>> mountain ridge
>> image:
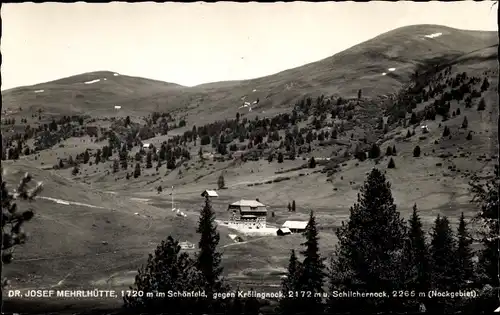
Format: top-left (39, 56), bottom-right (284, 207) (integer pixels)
top-left (3, 24), bottom-right (496, 94)
top-left (2, 24), bottom-right (497, 120)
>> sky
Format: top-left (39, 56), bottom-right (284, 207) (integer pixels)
top-left (1, 1), bottom-right (498, 91)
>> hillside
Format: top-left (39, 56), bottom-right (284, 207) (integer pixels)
top-left (1, 23), bottom-right (498, 313)
top-left (2, 25), bottom-right (497, 123)
top-left (1, 160), bottom-right (240, 291)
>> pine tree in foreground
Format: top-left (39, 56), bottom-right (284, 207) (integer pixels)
top-left (123, 236), bottom-right (203, 313)
top-left (279, 250), bottom-right (302, 315)
top-left (1, 171), bottom-right (43, 299)
top-left (456, 212), bottom-right (474, 286)
top-left (401, 203), bottom-right (431, 311)
top-left (296, 211), bottom-right (325, 314)
top-left (328, 168), bottom-right (408, 314)
top-left (430, 215), bottom-right (458, 290)
top-left (466, 177), bottom-right (499, 313)
top-left (196, 196), bottom-right (227, 313)
top-left (470, 178), bottom-right (499, 287)
top-left (428, 215), bottom-right (458, 313)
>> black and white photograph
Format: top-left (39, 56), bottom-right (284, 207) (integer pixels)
top-left (1, 2), bottom-right (499, 314)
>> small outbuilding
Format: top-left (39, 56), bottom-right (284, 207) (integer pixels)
top-left (201, 189), bottom-right (219, 198)
top-left (282, 221), bottom-right (308, 233)
top-left (276, 227), bottom-right (291, 236)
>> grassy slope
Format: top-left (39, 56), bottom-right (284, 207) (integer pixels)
top-left (2, 161), bottom-right (238, 291)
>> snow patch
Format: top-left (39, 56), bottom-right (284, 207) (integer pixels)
top-left (84, 79), bottom-right (101, 85)
top-left (113, 73), bottom-right (119, 76)
top-left (252, 89), bottom-right (257, 92)
top-left (34, 89), bottom-right (44, 93)
top-left (38, 196), bottom-right (104, 209)
top-left (382, 73), bottom-right (387, 76)
top-left (424, 32), bottom-right (443, 39)
top-left (103, 78), bottom-right (107, 81)
top-left (388, 68), bottom-right (396, 72)
top-left (114, 105), bottom-right (121, 110)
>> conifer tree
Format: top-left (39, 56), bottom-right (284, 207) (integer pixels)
top-left (430, 215), bottom-right (458, 291)
top-left (297, 211), bottom-right (325, 314)
top-left (477, 98), bottom-right (486, 111)
top-left (368, 143), bottom-right (381, 159)
top-left (392, 145), bottom-right (397, 155)
top-left (461, 116), bottom-right (468, 129)
top-left (466, 131), bottom-right (472, 140)
top-left (388, 157), bottom-right (396, 168)
top-left (196, 196), bottom-right (226, 313)
top-left (167, 152), bottom-right (176, 170)
top-left (133, 163), bottom-right (141, 178)
top-left (308, 157), bottom-right (316, 168)
top-left (123, 236), bottom-right (203, 313)
top-left (468, 178), bottom-right (499, 312)
top-left (413, 145), bottom-right (421, 158)
top-left (456, 212), bottom-right (474, 286)
top-left (385, 146), bottom-right (393, 156)
top-left (287, 202), bottom-right (292, 212)
top-left (480, 77), bottom-right (490, 91)
top-left (83, 150), bottom-right (90, 164)
top-left (1, 172), bottom-right (43, 297)
top-left (442, 126), bottom-right (450, 137)
top-left (277, 152), bottom-right (284, 163)
top-left (401, 204), bottom-right (430, 309)
top-left (410, 112), bottom-right (418, 125)
top-left (218, 173), bottom-right (225, 189)
top-left (119, 147), bottom-right (128, 170)
top-left (291, 200), bottom-right (296, 212)
top-left (470, 178), bottom-right (499, 285)
top-left (242, 288), bottom-right (260, 315)
top-left (146, 151), bottom-right (152, 169)
top-left (112, 160), bottom-right (119, 173)
top-left (231, 286), bottom-right (244, 314)
top-left (95, 149), bottom-right (101, 164)
top-left (429, 215), bottom-right (458, 313)
top-left (328, 169), bottom-right (407, 313)
top-left (279, 250), bottom-right (302, 315)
